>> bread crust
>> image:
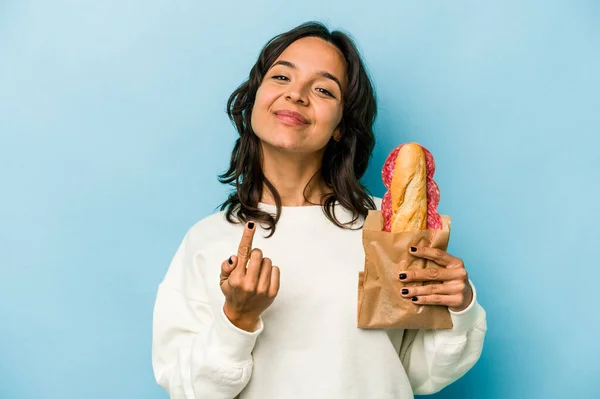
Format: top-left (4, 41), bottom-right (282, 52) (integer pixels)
top-left (390, 143), bottom-right (427, 232)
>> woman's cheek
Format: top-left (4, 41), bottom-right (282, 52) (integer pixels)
top-left (252, 89), bottom-right (270, 122)
top-left (322, 106), bottom-right (343, 130)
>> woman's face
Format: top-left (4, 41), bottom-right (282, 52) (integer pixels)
top-left (251, 36), bottom-right (347, 155)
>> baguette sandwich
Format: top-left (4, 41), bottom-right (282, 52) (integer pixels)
top-left (380, 142), bottom-right (443, 232)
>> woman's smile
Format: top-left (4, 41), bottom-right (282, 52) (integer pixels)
top-left (274, 110), bottom-right (310, 127)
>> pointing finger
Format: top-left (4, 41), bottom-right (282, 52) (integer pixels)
top-left (234, 221), bottom-right (256, 277)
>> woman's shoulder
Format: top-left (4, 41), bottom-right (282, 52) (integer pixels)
top-left (183, 195), bottom-right (381, 242)
top-left (185, 209), bottom-right (239, 243)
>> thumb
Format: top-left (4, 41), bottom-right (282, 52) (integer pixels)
top-left (221, 255), bottom-right (238, 277)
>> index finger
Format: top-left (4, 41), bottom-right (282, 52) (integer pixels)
top-left (235, 221), bottom-right (256, 275)
top-left (401, 267), bottom-right (466, 282)
top-left (408, 246), bottom-right (452, 267)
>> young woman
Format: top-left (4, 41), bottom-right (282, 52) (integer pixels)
top-left (152, 21), bottom-right (487, 399)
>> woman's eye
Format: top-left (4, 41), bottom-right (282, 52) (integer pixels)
top-left (272, 75), bottom-right (289, 81)
top-left (317, 88), bottom-right (335, 98)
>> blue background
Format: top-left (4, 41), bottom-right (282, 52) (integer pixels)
top-left (1, 0), bottom-right (598, 398)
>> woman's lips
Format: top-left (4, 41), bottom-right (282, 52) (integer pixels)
top-left (274, 112), bottom-right (308, 127)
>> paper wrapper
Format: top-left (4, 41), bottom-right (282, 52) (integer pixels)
top-left (357, 210), bottom-right (453, 329)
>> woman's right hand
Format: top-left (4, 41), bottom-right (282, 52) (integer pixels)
top-left (220, 221), bottom-right (280, 332)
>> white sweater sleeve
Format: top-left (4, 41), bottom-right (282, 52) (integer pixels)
top-left (152, 230), bottom-right (263, 399)
top-left (399, 280), bottom-right (487, 395)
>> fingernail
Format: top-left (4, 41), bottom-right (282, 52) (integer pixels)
top-left (228, 256), bottom-right (233, 265)
top-left (399, 273), bottom-right (407, 280)
top-left (401, 289), bottom-right (409, 295)
top-left (410, 246), bottom-right (417, 252)
top-left (248, 222), bottom-right (254, 229)
top-left (411, 296), bottom-right (418, 302)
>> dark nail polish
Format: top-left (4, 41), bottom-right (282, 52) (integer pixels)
top-left (401, 289), bottom-right (409, 295)
top-left (228, 257), bottom-right (233, 265)
top-left (399, 273), bottom-right (407, 280)
top-left (248, 222), bottom-right (254, 229)
top-left (411, 296), bottom-right (418, 302)
top-left (410, 246), bottom-right (417, 252)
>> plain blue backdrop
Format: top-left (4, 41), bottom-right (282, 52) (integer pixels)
top-left (1, 0), bottom-right (599, 398)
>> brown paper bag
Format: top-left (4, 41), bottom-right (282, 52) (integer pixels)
top-left (357, 210), bottom-right (453, 329)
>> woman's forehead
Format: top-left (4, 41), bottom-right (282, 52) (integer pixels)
top-left (272, 37), bottom-right (347, 84)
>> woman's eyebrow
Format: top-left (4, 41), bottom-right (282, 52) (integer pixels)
top-left (271, 60), bottom-right (343, 93)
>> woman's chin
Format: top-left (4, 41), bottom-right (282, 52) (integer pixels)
top-left (260, 135), bottom-right (302, 151)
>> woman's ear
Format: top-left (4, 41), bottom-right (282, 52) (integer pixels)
top-left (332, 127), bottom-right (342, 142)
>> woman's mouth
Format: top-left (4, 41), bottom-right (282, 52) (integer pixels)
top-left (274, 110), bottom-right (309, 127)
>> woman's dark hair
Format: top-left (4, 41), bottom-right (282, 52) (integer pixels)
top-left (216, 21), bottom-right (377, 237)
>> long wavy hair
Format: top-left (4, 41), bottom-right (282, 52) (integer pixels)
top-left (217, 21), bottom-right (378, 238)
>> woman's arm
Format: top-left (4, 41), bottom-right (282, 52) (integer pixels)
top-left (152, 230), bottom-right (261, 399)
top-left (399, 280), bottom-right (487, 394)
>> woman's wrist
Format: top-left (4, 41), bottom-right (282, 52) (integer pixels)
top-left (223, 302), bottom-right (259, 332)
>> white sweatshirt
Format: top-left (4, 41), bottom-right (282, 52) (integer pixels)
top-left (152, 196), bottom-right (487, 399)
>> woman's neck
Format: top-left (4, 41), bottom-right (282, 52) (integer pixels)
top-left (259, 146), bottom-right (332, 207)
top-left (259, 185), bottom-right (333, 207)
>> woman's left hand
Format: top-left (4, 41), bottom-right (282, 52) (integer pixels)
top-left (399, 246), bottom-right (473, 312)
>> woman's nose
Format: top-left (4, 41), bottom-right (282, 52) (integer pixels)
top-left (285, 83), bottom-right (309, 104)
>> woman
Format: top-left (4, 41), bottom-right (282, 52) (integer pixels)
top-left (152, 21), bottom-right (487, 399)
